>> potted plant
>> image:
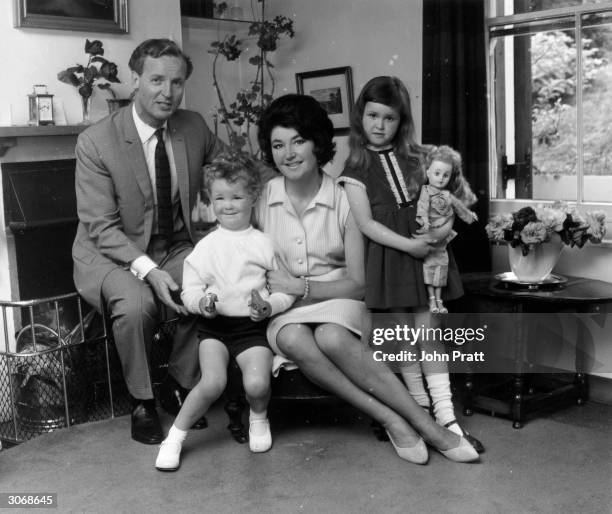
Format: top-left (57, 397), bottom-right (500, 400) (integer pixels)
top-left (57, 39), bottom-right (122, 123)
top-left (191, 2), bottom-right (295, 235)
top-left (208, 2), bottom-right (295, 155)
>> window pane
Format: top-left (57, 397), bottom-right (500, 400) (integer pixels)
top-left (490, 22), bottom-right (578, 200)
top-left (532, 29), bottom-right (578, 200)
top-left (581, 11), bottom-right (612, 202)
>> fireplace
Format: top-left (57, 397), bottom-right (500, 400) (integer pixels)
top-left (2, 159), bottom-right (78, 302)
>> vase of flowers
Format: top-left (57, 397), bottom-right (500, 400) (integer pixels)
top-left (57, 39), bottom-right (120, 124)
top-left (506, 232), bottom-right (564, 281)
top-left (485, 201), bottom-right (607, 282)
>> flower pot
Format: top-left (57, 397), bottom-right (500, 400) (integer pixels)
top-left (106, 98), bottom-right (131, 114)
top-left (507, 233), bottom-right (564, 282)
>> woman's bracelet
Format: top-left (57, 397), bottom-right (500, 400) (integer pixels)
top-left (300, 276), bottom-right (310, 300)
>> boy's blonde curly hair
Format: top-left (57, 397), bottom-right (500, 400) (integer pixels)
top-left (203, 151), bottom-right (262, 199)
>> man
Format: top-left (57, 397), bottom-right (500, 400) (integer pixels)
top-left (73, 39), bottom-right (223, 444)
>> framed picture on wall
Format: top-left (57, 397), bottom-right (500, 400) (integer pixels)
top-left (13, 0), bottom-right (129, 34)
top-left (296, 66), bottom-right (354, 135)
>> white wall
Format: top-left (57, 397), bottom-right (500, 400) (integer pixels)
top-left (0, 0), bottom-right (183, 126)
top-left (0, 0), bottom-right (183, 352)
top-left (183, 0), bottom-right (423, 177)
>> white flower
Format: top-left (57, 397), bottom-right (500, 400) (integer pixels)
top-left (535, 206), bottom-right (566, 233)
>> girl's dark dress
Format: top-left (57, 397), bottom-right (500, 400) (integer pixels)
top-left (339, 148), bottom-right (463, 309)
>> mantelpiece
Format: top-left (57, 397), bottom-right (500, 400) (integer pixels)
top-left (0, 125), bottom-right (86, 157)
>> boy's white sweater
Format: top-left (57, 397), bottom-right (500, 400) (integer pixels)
top-left (181, 225), bottom-right (294, 317)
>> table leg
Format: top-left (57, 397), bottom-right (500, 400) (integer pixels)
top-left (512, 374), bottom-right (524, 429)
top-left (512, 306), bottom-right (525, 429)
top-left (574, 310), bottom-right (589, 405)
top-left (463, 372), bottom-right (475, 416)
top-left (574, 372), bottom-right (588, 405)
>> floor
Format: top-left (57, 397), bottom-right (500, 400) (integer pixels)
top-left (1, 400), bottom-right (611, 514)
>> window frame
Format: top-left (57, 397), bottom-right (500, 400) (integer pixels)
top-left (485, 1), bottom-right (612, 243)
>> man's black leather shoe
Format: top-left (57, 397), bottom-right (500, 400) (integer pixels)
top-left (131, 401), bottom-right (164, 445)
top-left (158, 375), bottom-right (208, 430)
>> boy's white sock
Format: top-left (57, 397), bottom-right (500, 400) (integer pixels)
top-left (426, 373), bottom-right (463, 435)
top-left (166, 424), bottom-right (188, 445)
top-left (401, 369), bottom-right (431, 408)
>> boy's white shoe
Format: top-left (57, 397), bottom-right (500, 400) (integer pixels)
top-left (249, 419), bottom-right (272, 453)
top-left (155, 439), bottom-right (182, 471)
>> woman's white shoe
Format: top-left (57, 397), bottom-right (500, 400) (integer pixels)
top-left (249, 419), bottom-right (272, 453)
top-left (155, 439), bottom-right (182, 471)
top-left (386, 430), bottom-right (429, 465)
top-left (438, 437), bottom-right (479, 463)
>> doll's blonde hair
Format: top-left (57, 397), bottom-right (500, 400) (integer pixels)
top-left (425, 145), bottom-right (477, 207)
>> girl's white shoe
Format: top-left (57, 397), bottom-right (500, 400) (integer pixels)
top-left (155, 439), bottom-right (182, 471)
top-left (249, 419), bottom-right (272, 453)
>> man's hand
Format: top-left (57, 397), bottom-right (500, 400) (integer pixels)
top-left (249, 289), bottom-right (271, 321)
top-left (145, 268), bottom-right (188, 316)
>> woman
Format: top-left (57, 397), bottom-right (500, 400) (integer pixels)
top-left (256, 94), bottom-right (478, 464)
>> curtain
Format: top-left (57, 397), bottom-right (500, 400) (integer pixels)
top-left (422, 0), bottom-right (491, 272)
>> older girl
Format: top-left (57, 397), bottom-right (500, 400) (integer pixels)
top-left (339, 76), bottom-right (483, 453)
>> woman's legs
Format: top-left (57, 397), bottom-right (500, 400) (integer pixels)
top-left (312, 323), bottom-right (461, 451)
top-left (277, 323), bottom-right (422, 448)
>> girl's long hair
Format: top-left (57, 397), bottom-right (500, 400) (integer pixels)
top-left (346, 76), bottom-right (427, 196)
top-left (425, 145), bottom-right (477, 207)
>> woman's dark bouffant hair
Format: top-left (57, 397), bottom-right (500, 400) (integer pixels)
top-left (257, 94), bottom-right (336, 167)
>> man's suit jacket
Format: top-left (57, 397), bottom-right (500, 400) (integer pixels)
top-left (73, 105), bottom-right (223, 309)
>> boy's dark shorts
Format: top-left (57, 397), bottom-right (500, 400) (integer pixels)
top-left (196, 315), bottom-right (270, 358)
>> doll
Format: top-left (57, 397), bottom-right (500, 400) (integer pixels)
top-left (416, 145), bottom-right (478, 314)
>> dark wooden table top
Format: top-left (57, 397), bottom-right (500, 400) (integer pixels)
top-left (461, 272), bottom-right (612, 304)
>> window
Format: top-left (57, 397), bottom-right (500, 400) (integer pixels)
top-left (487, 0), bottom-right (612, 236)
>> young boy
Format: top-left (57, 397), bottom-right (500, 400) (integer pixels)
top-left (155, 152), bottom-right (293, 471)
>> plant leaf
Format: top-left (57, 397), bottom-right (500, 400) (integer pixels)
top-left (57, 70), bottom-right (81, 87)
